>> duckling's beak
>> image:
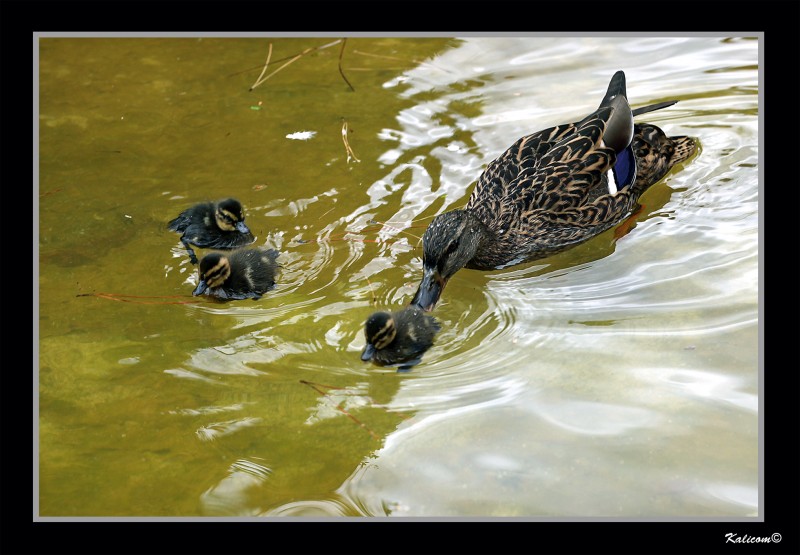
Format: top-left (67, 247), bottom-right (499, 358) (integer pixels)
top-left (410, 267), bottom-right (447, 312)
top-left (192, 280), bottom-right (208, 296)
top-left (235, 221), bottom-right (251, 234)
top-left (361, 344), bottom-right (376, 361)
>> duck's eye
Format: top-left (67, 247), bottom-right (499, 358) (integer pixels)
top-left (438, 239), bottom-right (460, 273)
top-left (444, 238), bottom-right (460, 258)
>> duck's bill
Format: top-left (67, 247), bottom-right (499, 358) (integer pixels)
top-left (360, 344), bottom-right (376, 361)
top-left (192, 280), bottom-right (208, 296)
top-left (235, 221), bottom-right (251, 234)
top-left (410, 267), bottom-right (446, 312)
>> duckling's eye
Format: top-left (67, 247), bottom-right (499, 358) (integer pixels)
top-left (373, 324), bottom-right (396, 349)
top-left (216, 208), bottom-right (241, 227)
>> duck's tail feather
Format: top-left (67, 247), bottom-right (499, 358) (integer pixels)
top-left (597, 71), bottom-right (633, 154)
top-left (632, 100), bottom-right (678, 117)
top-left (600, 70), bottom-right (628, 105)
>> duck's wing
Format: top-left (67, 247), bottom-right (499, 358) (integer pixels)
top-left (167, 202), bottom-right (213, 233)
top-left (482, 104), bottom-right (627, 238)
top-left (466, 122), bottom-right (578, 224)
top-left (167, 210), bottom-right (192, 232)
top-left (509, 122), bottom-right (696, 256)
top-left (475, 72), bottom-right (689, 239)
top-left (503, 118), bottom-right (619, 232)
top-left (466, 71), bottom-right (634, 226)
top-left (193, 228), bottom-right (256, 249)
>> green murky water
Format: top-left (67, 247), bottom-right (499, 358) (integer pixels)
top-left (37, 36), bottom-right (759, 518)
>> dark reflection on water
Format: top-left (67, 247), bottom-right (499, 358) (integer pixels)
top-left (38, 35), bottom-right (758, 518)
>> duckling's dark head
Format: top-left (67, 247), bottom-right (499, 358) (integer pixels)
top-left (411, 209), bottom-right (485, 311)
top-left (192, 253), bottom-right (232, 296)
top-left (360, 311), bottom-right (397, 361)
top-left (215, 198), bottom-right (250, 234)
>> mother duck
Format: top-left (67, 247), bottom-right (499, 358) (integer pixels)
top-left (410, 70), bottom-right (697, 311)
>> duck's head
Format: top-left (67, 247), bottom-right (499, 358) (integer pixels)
top-left (633, 123), bottom-right (697, 187)
top-left (215, 198), bottom-right (251, 234)
top-left (410, 209), bottom-right (485, 311)
top-left (361, 311), bottom-right (397, 361)
top-left (192, 253), bottom-right (231, 296)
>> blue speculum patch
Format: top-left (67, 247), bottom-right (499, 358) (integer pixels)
top-left (612, 145), bottom-right (637, 189)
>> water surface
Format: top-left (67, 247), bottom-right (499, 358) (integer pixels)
top-left (37, 35), bottom-right (759, 518)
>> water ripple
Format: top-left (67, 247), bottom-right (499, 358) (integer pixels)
top-left (155, 37), bottom-right (759, 517)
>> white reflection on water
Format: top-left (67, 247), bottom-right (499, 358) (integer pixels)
top-left (147, 36), bottom-right (757, 518)
top-left (195, 417), bottom-right (263, 442)
top-left (304, 382), bottom-right (372, 426)
top-left (635, 367), bottom-right (758, 413)
top-left (382, 375), bottom-right (527, 442)
top-left (530, 399), bottom-right (660, 436)
top-left (264, 498), bottom-right (354, 517)
top-left (704, 483), bottom-right (758, 513)
top-left (329, 36), bottom-right (759, 517)
top-left (201, 458), bottom-right (273, 516)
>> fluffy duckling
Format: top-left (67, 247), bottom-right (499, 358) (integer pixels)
top-left (361, 306), bottom-right (441, 369)
top-left (168, 198), bottom-right (255, 264)
top-left (192, 247), bottom-right (279, 300)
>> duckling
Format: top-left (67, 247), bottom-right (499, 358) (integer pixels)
top-left (168, 198), bottom-right (255, 264)
top-left (360, 306), bottom-right (441, 369)
top-left (192, 247), bottom-right (279, 300)
top-left (411, 70), bottom-right (697, 310)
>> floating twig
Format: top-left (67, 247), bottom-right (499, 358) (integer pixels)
top-left (249, 39), bottom-right (342, 91)
top-left (294, 220), bottom-right (427, 246)
top-left (338, 38), bottom-right (355, 92)
top-left (230, 40), bottom-right (342, 78)
top-left (367, 219), bottom-right (424, 242)
top-left (299, 379), bottom-right (347, 393)
top-left (250, 50), bottom-right (303, 91)
top-left (76, 292), bottom-right (198, 305)
top-left (366, 276), bottom-right (377, 306)
top-left (300, 380), bottom-right (379, 440)
top-left (249, 43), bottom-right (273, 91)
top-left (352, 49), bottom-right (453, 75)
top-left (351, 50), bottom-right (411, 62)
top-left (341, 119), bottom-right (360, 163)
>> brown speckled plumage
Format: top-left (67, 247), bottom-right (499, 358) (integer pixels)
top-left (411, 71), bottom-right (697, 310)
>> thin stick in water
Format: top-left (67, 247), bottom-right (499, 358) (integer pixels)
top-left (250, 39), bottom-right (342, 91)
top-left (341, 119), bottom-right (360, 163)
top-left (249, 43), bottom-right (273, 91)
top-left (299, 380), bottom-right (379, 440)
top-left (338, 38), bottom-right (355, 92)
